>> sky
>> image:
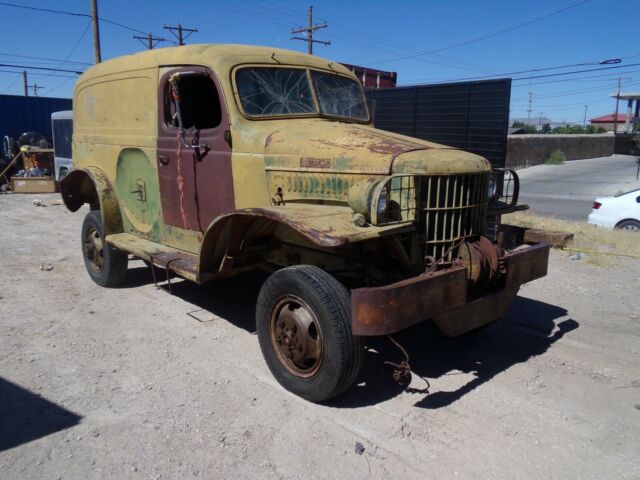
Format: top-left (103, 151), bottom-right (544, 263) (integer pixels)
top-left (0, 0), bottom-right (638, 125)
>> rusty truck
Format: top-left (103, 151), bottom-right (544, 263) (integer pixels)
top-left (60, 45), bottom-right (549, 402)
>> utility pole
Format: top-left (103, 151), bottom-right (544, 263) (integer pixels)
top-left (527, 91), bottom-right (533, 123)
top-left (583, 105), bottom-right (588, 127)
top-left (29, 84), bottom-right (43, 97)
top-left (613, 77), bottom-right (622, 134)
top-left (22, 70), bottom-right (28, 96)
top-left (133, 33), bottom-right (167, 50)
top-left (90, 0), bottom-right (102, 63)
top-left (538, 112), bottom-right (544, 130)
top-left (290, 5), bottom-right (330, 55)
top-left (163, 24), bottom-right (197, 46)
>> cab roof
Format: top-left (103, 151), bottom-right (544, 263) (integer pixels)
top-left (77, 44), bottom-right (355, 82)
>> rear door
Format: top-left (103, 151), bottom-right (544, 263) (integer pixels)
top-left (157, 66), bottom-right (234, 232)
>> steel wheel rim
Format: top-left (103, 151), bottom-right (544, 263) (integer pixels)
top-left (622, 224), bottom-right (639, 232)
top-left (270, 295), bottom-right (323, 378)
top-left (83, 226), bottom-right (104, 273)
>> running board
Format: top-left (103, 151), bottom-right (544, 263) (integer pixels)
top-left (106, 233), bottom-right (199, 283)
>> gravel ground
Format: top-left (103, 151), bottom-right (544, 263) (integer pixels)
top-left (1, 192), bottom-right (639, 480)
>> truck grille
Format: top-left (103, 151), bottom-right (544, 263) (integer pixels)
top-left (418, 173), bottom-right (489, 262)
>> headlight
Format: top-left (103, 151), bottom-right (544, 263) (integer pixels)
top-left (348, 175), bottom-right (417, 226)
top-left (376, 188), bottom-right (388, 217)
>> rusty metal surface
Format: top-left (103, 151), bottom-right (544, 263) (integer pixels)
top-left (351, 241), bottom-right (550, 337)
top-left (60, 167), bottom-right (123, 236)
top-left (504, 241), bottom-right (550, 287)
top-left (106, 232), bottom-right (199, 282)
top-left (351, 266), bottom-right (468, 336)
top-left (432, 288), bottom-right (519, 337)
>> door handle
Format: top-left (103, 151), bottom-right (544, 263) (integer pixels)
top-left (158, 155), bottom-right (169, 166)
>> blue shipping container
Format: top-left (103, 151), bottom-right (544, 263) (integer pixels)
top-left (0, 94), bottom-right (72, 144)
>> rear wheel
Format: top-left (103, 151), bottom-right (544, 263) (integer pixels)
top-left (81, 211), bottom-right (128, 287)
top-left (256, 265), bottom-right (363, 402)
top-left (615, 219), bottom-right (640, 232)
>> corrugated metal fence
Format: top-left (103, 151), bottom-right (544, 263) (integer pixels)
top-left (366, 78), bottom-right (511, 168)
top-left (0, 94), bottom-right (72, 142)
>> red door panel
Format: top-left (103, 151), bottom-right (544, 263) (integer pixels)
top-left (157, 66), bottom-right (235, 232)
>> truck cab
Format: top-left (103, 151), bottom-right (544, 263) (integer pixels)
top-left (60, 44), bottom-right (549, 402)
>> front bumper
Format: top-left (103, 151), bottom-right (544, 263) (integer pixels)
top-left (351, 242), bottom-right (550, 337)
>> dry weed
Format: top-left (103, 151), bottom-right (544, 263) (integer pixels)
top-left (503, 211), bottom-right (640, 267)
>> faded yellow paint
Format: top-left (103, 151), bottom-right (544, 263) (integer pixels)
top-left (230, 152), bottom-right (270, 209)
top-left (68, 43), bottom-right (493, 270)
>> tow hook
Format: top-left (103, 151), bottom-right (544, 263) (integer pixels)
top-left (384, 335), bottom-right (412, 385)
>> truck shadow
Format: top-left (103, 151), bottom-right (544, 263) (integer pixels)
top-left (0, 377), bottom-right (82, 452)
top-left (332, 296), bottom-right (578, 409)
top-left (121, 266), bottom-right (577, 409)
top-left (122, 265), bottom-right (264, 333)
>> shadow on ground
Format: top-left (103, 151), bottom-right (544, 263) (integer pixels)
top-left (119, 266), bottom-right (577, 409)
top-left (332, 296), bottom-right (577, 409)
top-left (0, 377), bottom-right (82, 452)
top-left (121, 264), bottom-right (266, 333)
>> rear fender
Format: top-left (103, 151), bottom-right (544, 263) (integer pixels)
top-left (60, 167), bottom-right (123, 236)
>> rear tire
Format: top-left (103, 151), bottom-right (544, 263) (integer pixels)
top-left (256, 265), bottom-right (363, 402)
top-left (615, 219), bottom-right (640, 232)
top-left (81, 211), bottom-right (128, 287)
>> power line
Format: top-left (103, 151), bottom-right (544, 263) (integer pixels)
top-left (406, 61), bottom-right (640, 87)
top-left (510, 62), bottom-right (640, 82)
top-left (511, 69), bottom-right (640, 88)
top-left (0, 1), bottom-right (148, 35)
top-left (41, 20), bottom-right (92, 82)
top-left (0, 69), bottom-right (76, 79)
top-left (0, 64), bottom-right (83, 74)
top-left (363, 0), bottom-right (592, 65)
top-left (0, 52), bottom-right (92, 66)
top-left (406, 57), bottom-right (623, 84)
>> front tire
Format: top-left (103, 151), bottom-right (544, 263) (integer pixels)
top-left (81, 211), bottom-right (128, 287)
top-left (256, 265), bottom-right (363, 402)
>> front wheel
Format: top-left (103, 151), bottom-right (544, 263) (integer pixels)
top-left (256, 265), bottom-right (363, 402)
top-left (81, 211), bottom-right (128, 287)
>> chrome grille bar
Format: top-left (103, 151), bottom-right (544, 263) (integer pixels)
top-left (418, 172), bottom-right (489, 262)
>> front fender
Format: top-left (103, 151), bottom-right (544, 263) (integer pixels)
top-left (60, 167), bottom-right (123, 236)
top-left (198, 204), bottom-right (414, 275)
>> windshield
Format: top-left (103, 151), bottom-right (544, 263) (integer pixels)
top-left (236, 67), bottom-right (369, 121)
top-left (311, 71), bottom-right (368, 120)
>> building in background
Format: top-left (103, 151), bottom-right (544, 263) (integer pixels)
top-left (590, 113), bottom-right (628, 132)
top-left (341, 63), bottom-right (397, 89)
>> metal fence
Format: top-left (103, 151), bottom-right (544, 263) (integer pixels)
top-left (366, 78), bottom-right (511, 169)
top-left (0, 94), bottom-right (72, 146)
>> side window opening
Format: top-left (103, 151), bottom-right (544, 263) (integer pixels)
top-left (165, 73), bottom-right (222, 130)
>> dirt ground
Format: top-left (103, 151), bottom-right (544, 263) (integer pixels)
top-left (1, 192), bottom-right (639, 480)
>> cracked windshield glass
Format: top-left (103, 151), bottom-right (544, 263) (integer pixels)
top-left (236, 67), bottom-right (368, 121)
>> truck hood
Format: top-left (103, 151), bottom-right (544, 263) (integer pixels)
top-left (260, 119), bottom-right (489, 175)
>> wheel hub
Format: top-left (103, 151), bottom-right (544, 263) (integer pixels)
top-left (83, 227), bottom-right (104, 272)
top-left (271, 296), bottom-right (323, 378)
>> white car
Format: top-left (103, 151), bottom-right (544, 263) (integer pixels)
top-left (588, 188), bottom-right (640, 231)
